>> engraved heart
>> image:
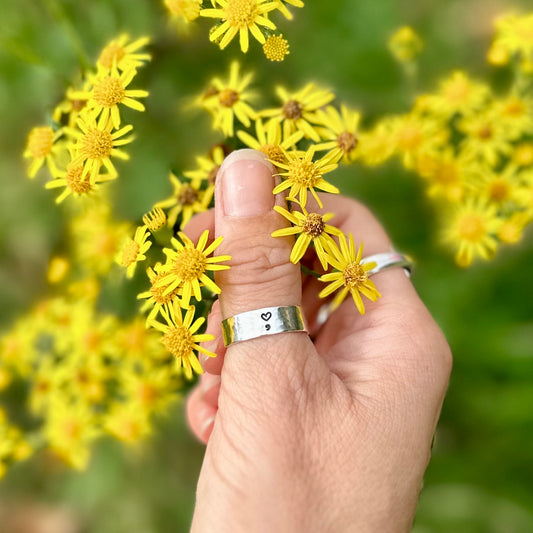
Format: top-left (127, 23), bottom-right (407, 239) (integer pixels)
top-left (265, 324), bottom-right (271, 331)
top-left (260, 312), bottom-right (272, 321)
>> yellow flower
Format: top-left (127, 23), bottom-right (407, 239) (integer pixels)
top-left (44, 397), bottom-right (100, 470)
top-left (138, 265), bottom-right (183, 323)
top-left (469, 164), bottom-right (520, 206)
top-left (116, 317), bottom-right (168, 361)
top-left (444, 198), bottom-right (502, 267)
top-left (272, 0), bottom-right (304, 20)
top-left (263, 34), bottom-right (290, 61)
top-left (313, 105), bottom-right (361, 163)
top-left (143, 207), bottom-right (167, 232)
top-left (358, 121), bottom-right (396, 167)
top-left (388, 26), bottom-right (424, 63)
top-left (458, 107), bottom-right (513, 167)
top-left (200, 0), bottom-right (278, 53)
top-left (165, 0), bottom-right (203, 23)
top-left (53, 83), bottom-right (91, 128)
top-left (47, 256), bottom-right (70, 284)
top-left (69, 115), bottom-right (134, 182)
top-left (492, 13), bottom-right (533, 72)
top-left (148, 303), bottom-right (216, 379)
top-left (45, 160), bottom-right (115, 203)
top-left (273, 147), bottom-right (340, 209)
top-left (73, 64), bottom-right (149, 129)
top-left (498, 211), bottom-right (532, 244)
top-left (237, 118), bottom-right (303, 167)
top-left (494, 93), bottom-right (533, 140)
top-left (512, 142), bottom-right (533, 168)
top-left (117, 225), bottom-right (152, 278)
top-left (200, 61), bottom-right (257, 137)
top-left (155, 172), bottom-right (214, 227)
top-left (183, 145), bottom-right (227, 185)
top-left (104, 402), bottom-right (151, 444)
top-left (23, 126), bottom-right (63, 178)
top-left (261, 83), bottom-right (335, 142)
top-left (97, 34), bottom-right (151, 71)
top-left (156, 230), bottom-right (231, 308)
top-left (318, 235), bottom-right (381, 314)
top-left (271, 201), bottom-right (342, 269)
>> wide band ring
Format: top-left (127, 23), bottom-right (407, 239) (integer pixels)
top-left (222, 305), bottom-right (307, 347)
top-left (360, 252), bottom-right (413, 277)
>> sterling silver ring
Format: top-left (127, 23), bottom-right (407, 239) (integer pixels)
top-left (360, 252), bottom-right (413, 277)
top-left (221, 305), bottom-right (307, 346)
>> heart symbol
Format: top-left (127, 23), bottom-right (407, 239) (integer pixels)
top-left (265, 324), bottom-right (271, 331)
top-left (260, 312), bottom-right (272, 321)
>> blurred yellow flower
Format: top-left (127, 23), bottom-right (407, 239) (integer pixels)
top-left (23, 126), bottom-right (63, 178)
top-left (117, 225), bottom-right (152, 278)
top-left (97, 34), bottom-right (151, 71)
top-left (388, 26), bottom-right (424, 63)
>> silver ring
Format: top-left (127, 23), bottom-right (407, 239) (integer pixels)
top-left (222, 305), bottom-right (307, 346)
top-left (360, 252), bottom-right (413, 277)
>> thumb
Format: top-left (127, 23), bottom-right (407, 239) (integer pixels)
top-left (214, 149), bottom-right (322, 388)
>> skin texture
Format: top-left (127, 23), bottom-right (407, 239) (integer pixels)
top-left (185, 149), bottom-right (452, 533)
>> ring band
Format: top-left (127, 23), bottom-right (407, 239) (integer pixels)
top-left (222, 305), bottom-right (307, 346)
top-left (360, 252), bottom-right (413, 277)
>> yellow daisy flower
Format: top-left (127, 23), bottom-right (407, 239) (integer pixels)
top-left (512, 142), bottom-right (533, 168)
top-left (183, 145), bottom-right (227, 185)
top-left (494, 93), bottom-right (533, 140)
top-left (271, 201), bottom-right (342, 269)
top-left (97, 34), bottom-right (151, 72)
top-left (73, 64), bottom-right (149, 129)
top-left (165, 0), bottom-right (203, 23)
top-left (138, 265), bottom-right (183, 324)
top-left (200, 0), bottom-right (278, 53)
top-left (201, 61), bottom-right (257, 137)
top-left (493, 13), bottom-right (533, 72)
top-left (237, 118), bottom-right (303, 167)
top-left (45, 159), bottom-right (115, 203)
top-left (469, 164), bottom-right (520, 207)
top-left (272, 0), bottom-right (304, 20)
top-left (261, 82), bottom-right (335, 142)
top-left (388, 26), bottom-right (424, 63)
top-left (313, 104), bottom-right (361, 163)
top-left (53, 83), bottom-right (91, 128)
top-left (273, 147), bottom-right (340, 209)
top-left (318, 235), bottom-right (381, 314)
top-left (263, 34), bottom-right (290, 61)
top-left (155, 173), bottom-right (214, 228)
top-left (148, 302), bottom-right (216, 379)
top-left (103, 402), bottom-right (152, 443)
top-left (498, 211), bottom-right (532, 244)
top-left (23, 126), bottom-right (64, 178)
top-left (444, 198), bottom-right (502, 268)
top-left (117, 225), bottom-right (152, 278)
top-left (358, 120), bottom-right (397, 167)
top-left (156, 230), bottom-right (231, 309)
top-left (69, 115), bottom-right (134, 182)
top-left (142, 207), bottom-right (167, 232)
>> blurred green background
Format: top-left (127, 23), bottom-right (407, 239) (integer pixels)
top-left (1, 0), bottom-right (532, 531)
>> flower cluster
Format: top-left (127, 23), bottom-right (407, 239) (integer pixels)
top-left (23, 35), bottom-right (150, 203)
top-left (195, 60), bottom-right (382, 313)
top-left (164, 0), bottom-right (302, 60)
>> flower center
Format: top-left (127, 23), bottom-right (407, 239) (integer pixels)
top-left (207, 164), bottom-right (221, 184)
top-left (302, 213), bottom-right (325, 237)
top-left (173, 248), bottom-right (207, 281)
top-left (178, 185), bottom-right (199, 205)
top-left (218, 88), bottom-right (239, 108)
top-left (121, 241), bottom-right (140, 266)
top-left (458, 214), bottom-right (486, 242)
top-left (263, 35), bottom-right (289, 61)
top-left (288, 159), bottom-right (321, 187)
top-left (504, 99), bottom-right (526, 117)
top-left (162, 325), bottom-right (195, 359)
top-left (150, 273), bottom-right (179, 304)
top-left (226, 0), bottom-right (259, 28)
top-left (260, 144), bottom-right (285, 165)
top-left (93, 76), bottom-right (126, 108)
top-left (81, 128), bottom-right (113, 159)
top-left (28, 127), bottom-right (54, 158)
top-left (477, 125), bottom-right (493, 140)
top-left (71, 98), bottom-right (87, 112)
top-left (65, 165), bottom-right (92, 194)
top-left (343, 262), bottom-right (367, 289)
top-left (489, 179), bottom-right (510, 202)
top-left (434, 162), bottom-right (459, 184)
top-left (98, 43), bottom-right (126, 69)
top-left (336, 131), bottom-right (358, 154)
top-left (283, 99), bottom-right (303, 120)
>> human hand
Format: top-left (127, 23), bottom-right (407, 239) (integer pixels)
top-left (185, 149), bottom-right (452, 533)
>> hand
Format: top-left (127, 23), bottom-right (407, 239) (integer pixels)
top-left (185, 149), bottom-right (452, 533)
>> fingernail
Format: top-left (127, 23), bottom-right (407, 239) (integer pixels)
top-left (200, 415), bottom-right (215, 436)
top-left (219, 149), bottom-right (275, 217)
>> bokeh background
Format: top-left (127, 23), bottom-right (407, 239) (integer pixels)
top-left (1, 0), bottom-right (532, 531)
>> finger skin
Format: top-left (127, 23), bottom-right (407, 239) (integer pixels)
top-left (186, 385), bottom-right (217, 444)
